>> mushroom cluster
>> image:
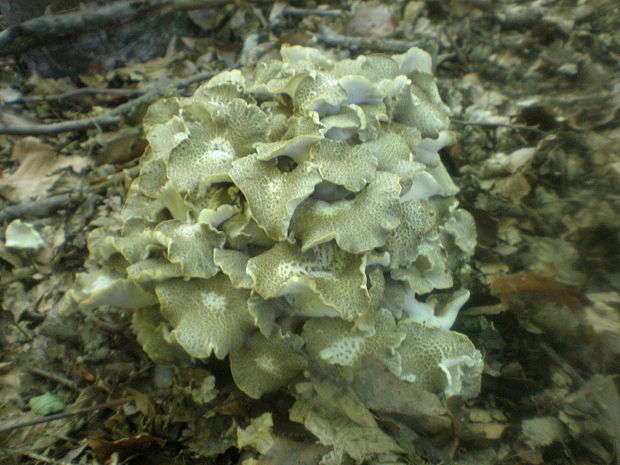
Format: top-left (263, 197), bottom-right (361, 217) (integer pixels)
top-left (75, 45), bottom-right (481, 406)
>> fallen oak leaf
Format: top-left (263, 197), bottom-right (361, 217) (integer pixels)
top-left (0, 137), bottom-right (89, 203)
top-left (89, 433), bottom-right (166, 462)
top-left (490, 273), bottom-right (582, 312)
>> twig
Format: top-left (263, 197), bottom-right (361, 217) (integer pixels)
top-left (540, 342), bottom-right (585, 385)
top-left (90, 166), bottom-right (141, 192)
top-left (0, 390), bottom-right (169, 434)
top-left (11, 450), bottom-right (77, 465)
top-left (0, 70), bottom-right (216, 135)
top-left (0, 266), bottom-right (38, 286)
top-left (283, 6), bottom-right (342, 18)
top-left (451, 118), bottom-right (547, 135)
top-left (7, 87), bottom-right (145, 104)
top-left (0, 94), bottom-right (153, 135)
top-left (0, 193), bottom-right (81, 223)
top-left (314, 26), bottom-right (425, 54)
top-left (31, 367), bottom-right (80, 391)
top-left (441, 27), bottom-right (471, 72)
top-left (0, 166), bottom-right (140, 224)
top-left (0, 0), bottom-right (228, 57)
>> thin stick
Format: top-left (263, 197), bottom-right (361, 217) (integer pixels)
top-left (540, 342), bottom-right (584, 385)
top-left (283, 6), bottom-right (342, 18)
top-left (451, 118), bottom-right (547, 135)
top-left (13, 450), bottom-right (77, 465)
top-left (0, 0), bottom-right (229, 57)
top-left (0, 70), bottom-right (216, 135)
top-left (0, 266), bottom-right (38, 286)
top-left (0, 193), bottom-right (81, 223)
top-left (314, 27), bottom-right (425, 54)
top-left (0, 166), bottom-right (140, 224)
top-left (90, 166), bottom-right (141, 192)
top-left (8, 87), bottom-right (145, 105)
top-left (0, 390), bottom-right (169, 434)
top-left (30, 367), bottom-right (80, 391)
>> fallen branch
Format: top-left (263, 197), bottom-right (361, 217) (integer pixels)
top-left (31, 367), bottom-right (80, 391)
top-left (0, 0), bottom-right (228, 57)
top-left (451, 118), bottom-right (547, 135)
top-left (0, 390), bottom-right (169, 434)
top-left (7, 87), bottom-right (145, 105)
top-left (0, 70), bottom-right (216, 135)
top-left (9, 450), bottom-right (78, 465)
top-left (314, 26), bottom-right (427, 54)
top-left (0, 266), bottom-right (38, 286)
top-left (0, 193), bottom-right (81, 223)
top-left (0, 166), bottom-right (140, 223)
top-left (283, 5), bottom-right (342, 18)
top-left (0, 91), bottom-right (155, 135)
top-left (540, 342), bottom-right (585, 385)
top-left (269, 3), bottom-right (342, 26)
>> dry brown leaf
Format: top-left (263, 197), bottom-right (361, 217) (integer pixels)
top-left (347, 1), bottom-right (398, 38)
top-left (89, 433), bottom-right (166, 462)
top-left (559, 375), bottom-right (620, 465)
top-left (580, 293), bottom-right (620, 371)
top-left (0, 137), bottom-right (89, 203)
top-left (490, 273), bottom-right (583, 311)
top-left (491, 172), bottom-right (531, 202)
top-left (463, 422), bottom-right (507, 441)
top-left (248, 436), bottom-right (328, 465)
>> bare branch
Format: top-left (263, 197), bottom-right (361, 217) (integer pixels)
top-left (6, 87), bottom-right (145, 105)
top-left (0, 390), bottom-right (169, 434)
top-left (0, 193), bottom-right (81, 223)
top-left (0, 70), bottom-right (216, 135)
top-left (282, 6), bottom-right (342, 18)
top-left (0, 0), bottom-right (228, 57)
top-left (31, 367), bottom-right (80, 391)
top-left (451, 118), bottom-right (547, 135)
top-left (314, 26), bottom-right (425, 54)
top-left (9, 450), bottom-right (78, 465)
top-left (0, 166), bottom-right (140, 224)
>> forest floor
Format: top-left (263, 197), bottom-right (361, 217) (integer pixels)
top-left (1, 1), bottom-right (619, 464)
